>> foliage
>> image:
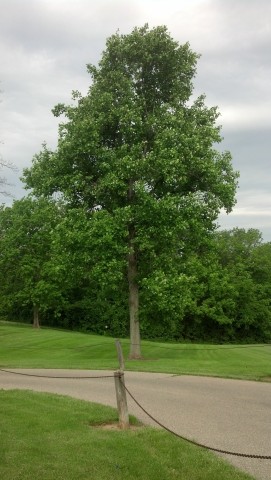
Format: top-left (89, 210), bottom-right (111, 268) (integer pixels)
top-left (46, 207), bottom-right (129, 336)
top-left (0, 194), bottom-right (270, 342)
top-left (0, 197), bottom-right (65, 326)
top-left (180, 229), bottom-right (271, 342)
top-left (22, 25), bottom-right (238, 355)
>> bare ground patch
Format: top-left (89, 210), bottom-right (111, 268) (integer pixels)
top-left (90, 422), bottom-right (144, 431)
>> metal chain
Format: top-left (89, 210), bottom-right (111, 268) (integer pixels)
top-left (1, 365), bottom-right (270, 459)
top-left (123, 382), bottom-right (271, 460)
top-left (0, 368), bottom-right (115, 379)
top-left (5, 342), bottom-right (113, 351)
top-left (3, 338), bottom-right (270, 353)
top-left (130, 343), bottom-right (271, 351)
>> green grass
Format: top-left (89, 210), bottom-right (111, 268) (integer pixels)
top-left (0, 321), bottom-right (271, 380)
top-left (0, 389), bottom-right (255, 480)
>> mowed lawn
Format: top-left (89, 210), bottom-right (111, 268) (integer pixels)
top-left (0, 321), bottom-right (270, 380)
top-left (0, 389), bottom-right (255, 480)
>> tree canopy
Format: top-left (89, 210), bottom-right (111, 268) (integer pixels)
top-left (22, 25), bottom-right (239, 356)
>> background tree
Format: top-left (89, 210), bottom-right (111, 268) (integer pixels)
top-left (0, 197), bottom-right (64, 327)
top-left (177, 229), bottom-right (271, 342)
top-left (23, 25), bottom-right (238, 356)
top-left (0, 155), bottom-right (18, 198)
top-left (0, 88), bottom-right (17, 197)
top-left (214, 229), bottom-right (271, 341)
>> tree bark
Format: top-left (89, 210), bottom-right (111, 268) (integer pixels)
top-left (33, 305), bottom-right (40, 328)
top-left (128, 225), bottom-right (141, 359)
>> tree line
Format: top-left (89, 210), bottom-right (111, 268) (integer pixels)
top-left (0, 26), bottom-right (269, 352)
top-left (0, 196), bottom-right (270, 343)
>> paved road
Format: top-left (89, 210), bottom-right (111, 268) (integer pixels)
top-left (1, 369), bottom-right (270, 480)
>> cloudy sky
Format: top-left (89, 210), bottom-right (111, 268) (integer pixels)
top-left (0, 0), bottom-right (270, 240)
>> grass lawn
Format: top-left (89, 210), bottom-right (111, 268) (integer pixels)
top-left (0, 321), bottom-right (270, 380)
top-left (0, 389), bottom-right (255, 480)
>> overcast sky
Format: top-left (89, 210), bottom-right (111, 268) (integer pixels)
top-left (0, 0), bottom-right (270, 241)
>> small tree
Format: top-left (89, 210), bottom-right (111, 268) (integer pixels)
top-left (23, 26), bottom-right (238, 356)
top-left (0, 89), bottom-right (17, 197)
top-left (0, 158), bottom-right (16, 197)
top-left (0, 197), bottom-right (63, 327)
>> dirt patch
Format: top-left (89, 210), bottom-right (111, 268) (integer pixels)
top-left (260, 376), bottom-right (271, 382)
top-left (90, 422), bottom-right (143, 431)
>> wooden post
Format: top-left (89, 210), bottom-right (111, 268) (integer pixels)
top-left (114, 370), bottom-right (129, 429)
top-left (115, 339), bottom-right (125, 371)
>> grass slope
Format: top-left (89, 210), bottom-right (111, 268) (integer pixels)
top-left (0, 322), bottom-right (270, 380)
top-left (0, 390), bottom-right (255, 480)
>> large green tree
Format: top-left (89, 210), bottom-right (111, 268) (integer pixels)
top-left (23, 25), bottom-right (238, 357)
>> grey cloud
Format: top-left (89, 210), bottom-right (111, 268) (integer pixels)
top-left (0, 0), bottom-right (141, 54)
top-left (217, 126), bottom-right (271, 240)
top-left (0, 0), bottom-right (270, 241)
top-left (171, 0), bottom-right (271, 130)
top-left (221, 129), bottom-right (270, 196)
top-left (218, 211), bottom-right (271, 242)
top-left (171, 0), bottom-right (271, 55)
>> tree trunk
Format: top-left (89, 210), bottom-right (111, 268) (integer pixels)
top-left (33, 305), bottom-right (40, 328)
top-left (128, 226), bottom-right (141, 359)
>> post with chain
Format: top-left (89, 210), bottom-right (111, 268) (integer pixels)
top-left (114, 370), bottom-right (129, 429)
top-left (114, 339), bottom-right (129, 428)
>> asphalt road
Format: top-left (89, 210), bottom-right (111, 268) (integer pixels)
top-left (1, 369), bottom-right (270, 480)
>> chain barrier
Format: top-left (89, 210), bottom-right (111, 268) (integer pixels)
top-left (5, 343), bottom-right (269, 355)
top-left (1, 364), bottom-right (270, 459)
top-left (122, 381), bottom-right (271, 460)
top-left (2, 333), bottom-right (270, 353)
top-left (130, 342), bottom-right (271, 351)
top-left (72, 343), bottom-right (112, 350)
top-left (0, 368), bottom-right (115, 379)
top-left (4, 342), bottom-right (113, 351)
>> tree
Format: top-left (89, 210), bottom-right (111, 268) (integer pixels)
top-left (0, 89), bottom-right (17, 197)
top-left (214, 228), bottom-right (263, 267)
top-left (23, 25), bottom-right (238, 357)
top-left (212, 229), bottom-right (271, 341)
top-left (0, 157), bottom-right (17, 198)
top-left (0, 197), bottom-right (64, 327)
